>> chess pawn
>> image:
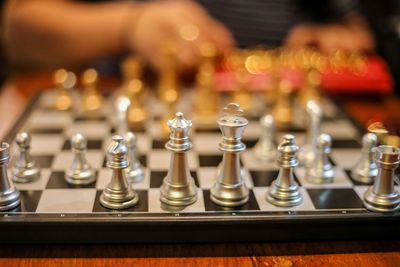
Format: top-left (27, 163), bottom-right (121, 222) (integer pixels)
top-left (65, 133), bottom-right (96, 185)
top-left (124, 132), bottom-right (145, 183)
top-left (12, 132), bottom-right (40, 183)
top-left (54, 69), bottom-right (75, 111)
top-left (351, 133), bottom-right (378, 184)
top-left (306, 133), bottom-right (335, 184)
top-left (0, 142), bottom-right (21, 211)
top-left (363, 145), bottom-right (400, 212)
top-left (254, 114), bottom-right (276, 162)
top-left (81, 68), bottom-right (103, 114)
top-left (298, 100), bottom-right (322, 166)
top-left (100, 135), bottom-right (139, 209)
top-left (266, 135), bottom-right (302, 207)
top-left (272, 80), bottom-right (294, 129)
top-left (115, 96), bottom-right (131, 136)
top-left (211, 103), bottom-right (249, 207)
top-left (160, 112), bottom-right (197, 206)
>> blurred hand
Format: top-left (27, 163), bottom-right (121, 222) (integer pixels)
top-left (285, 14), bottom-right (375, 53)
top-left (124, 0), bottom-right (235, 72)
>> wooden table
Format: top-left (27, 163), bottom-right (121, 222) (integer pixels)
top-left (1, 72), bottom-right (400, 267)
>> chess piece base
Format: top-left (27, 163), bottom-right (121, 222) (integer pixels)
top-left (306, 168), bottom-right (335, 184)
top-left (65, 169), bottom-right (96, 185)
top-left (210, 182), bottom-right (249, 207)
top-left (12, 167), bottom-right (40, 183)
top-left (266, 181), bottom-right (302, 207)
top-left (0, 189), bottom-right (20, 211)
top-left (100, 188), bottom-right (139, 210)
top-left (125, 167), bottom-right (145, 183)
top-left (160, 178), bottom-right (197, 206)
top-left (351, 168), bottom-right (378, 184)
top-left (363, 187), bottom-right (400, 212)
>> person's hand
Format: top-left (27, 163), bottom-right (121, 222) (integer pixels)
top-left (123, 0), bottom-right (234, 72)
top-left (285, 14), bottom-right (375, 53)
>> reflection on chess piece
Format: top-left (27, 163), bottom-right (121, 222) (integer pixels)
top-left (12, 132), bottom-right (40, 183)
top-left (299, 68), bottom-right (321, 109)
top-left (160, 112), bottom-right (197, 206)
top-left (65, 133), bottom-right (96, 185)
top-left (121, 56), bottom-right (148, 130)
top-left (81, 68), bottom-right (103, 116)
top-left (193, 43), bottom-right (219, 128)
top-left (210, 103), bottom-right (249, 207)
top-left (0, 142), bottom-right (21, 211)
top-left (54, 69), bottom-right (75, 111)
top-left (351, 133), bottom-right (378, 184)
top-left (266, 134), bottom-right (302, 207)
top-left (272, 80), bottom-right (294, 129)
top-left (363, 145), bottom-right (400, 212)
top-left (100, 135), bottom-right (139, 209)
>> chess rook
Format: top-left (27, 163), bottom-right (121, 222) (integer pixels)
top-left (306, 133), bottom-right (335, 184)
top-left (100, 135), bottom-right (139, 209)
top-left (12, 132), bottom-right (40, 183)
top-left (266, 135), bottom-right (302, 207)
top-left (65, 133), bottom-right (95, 185)
top-left (160, 112), bottom-right (197, 206)
top-left (351, 133), bottom-right (378, 184)
top-left (363, 145), bottom-right (400, 212)
top-left (254, 114), bottom-right (276, 162)
top-left (0, 142), bottom-right (21, 211)
top-left (210, 103), bottom-right (249, 207)
top-left (124, 132), bottom-right (145, 183)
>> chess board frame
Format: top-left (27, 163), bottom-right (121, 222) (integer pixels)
top-left (1, 91), bottom-right (400, 244)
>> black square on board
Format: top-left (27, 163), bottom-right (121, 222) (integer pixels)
top-left (46, 171), bottom-right (97, 189)
top-left (332, 139), bottom-right (361, 149)
top-left (242, 139), bottom-right (258, 149)
top-left (33, 155), bottom-right (54, 168)
top-left (62, 139), bottom-right (103, 150)
top-left (199, 154), bottom-right (223, 167)
top-left (150, 171), bottom-right (199, 188)
top-left (203, 190), bottom-right (260, 211)
top-left (30, 128), bottom-right (63, 135)
top-left (74, 116), bottom-right (107, 122)
top-left (250, 170), bottom-right (300, 187)
top-left (1, 191), bottom-right (42, 213)
top-left (152, 139), bottom-right (168, 149)
top-left (307, 188), bottom-right (364, 209)
top-left (92, 190), bottom-right (148, 212)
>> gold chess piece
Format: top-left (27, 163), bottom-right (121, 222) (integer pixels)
top-left (193, 43), bottom-right (220, 128)
top-left (120, 55), bottom-right (148, 130)
top-left (272, 80), bottom-right (294, 128)
top-left (299, 68), bottom-right (321, 109)
top-left (265, 49), bottom-right (280, 106)
top-left (230, 50), bottom-right (252, 112)
top-left (81, 68), bottom-right (103, 116)
top-left (157, 41), bottom-right (180, 103)
top-left (368, 122), bottom-right (389, 145)
top-left (54, 69), bottom-right (75, 111)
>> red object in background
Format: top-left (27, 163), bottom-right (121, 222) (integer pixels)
top-left (215, 56), bottom-right (393, 94)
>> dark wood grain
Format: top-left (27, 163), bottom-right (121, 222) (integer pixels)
top-left (1, 72), bottom-right (400, 267)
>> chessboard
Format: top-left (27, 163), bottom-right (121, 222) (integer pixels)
top-left (1, 88), bottom-right (400, 244)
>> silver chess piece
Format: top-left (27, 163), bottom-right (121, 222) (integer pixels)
top-left (160, 112), bottom-right (197, 206)
top-left (115, 95), bottom-right (131, 136)
top-left (363, 145), bottom-right (400, 212)
top-left (12, 132), bottom-right (40, 183)
top-left (299, 100), bottom-right (322, 166)
top-left (351, 133), bottom-right (378, 184)
top-left (254, 114), bottom-right (276, 162)
top-left (266, 135), bottom-right (302, 207)
top-left (124, 132), bottom-right (145, 183)
top-left (210, 103), bottom-right (249, 207)
top-left (100, 135), bottom-right (139, 209)
top-left (0, 142), bottom-right (21, 211)
top-left (306, 133), bottom-right (335, 184)
top-left (65, 133), bottom-right (96, 185)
